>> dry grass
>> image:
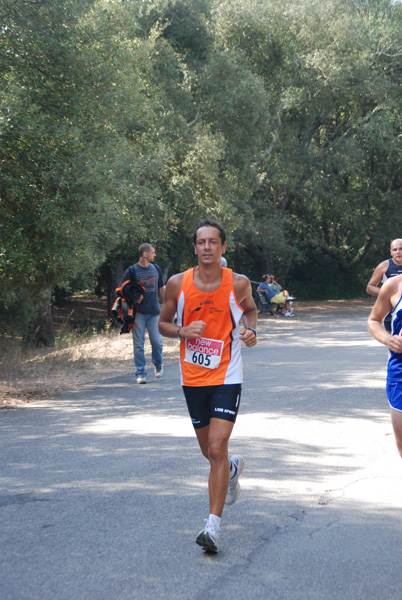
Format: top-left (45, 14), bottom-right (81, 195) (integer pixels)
top-left (0, 295), bottom-right (180, 409)
top-left (0, 331), bottom-right (180, 409)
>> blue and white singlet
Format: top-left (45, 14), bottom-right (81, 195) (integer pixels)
top-left (388, 293), bottom-right (402, 383)
top-left (386, 295), bottom-right (402, 411)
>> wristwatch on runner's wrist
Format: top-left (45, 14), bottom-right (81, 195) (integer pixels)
top-left (247, 327), bottom-right (257, 337)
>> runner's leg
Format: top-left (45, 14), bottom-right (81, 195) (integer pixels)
top-left (132, 312), bottom-right (147, 376)
top-left (195, 425), bottom-right (209, 459)
top-left (390, 408), bottom-right (402, 456)
top-left (205, 418), bottom-right (234, 517)
top-left (147, 314), bottom-right (163, 369)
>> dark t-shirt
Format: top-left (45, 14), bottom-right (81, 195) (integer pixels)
top-left (121, 263), bottom-right (164, 315)
top-left (384, 258), bottom-right (402, 280)
top-left (383, 259), bottom-right (402, 330)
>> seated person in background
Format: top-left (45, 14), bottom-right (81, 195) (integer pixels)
top-left (257, 274), bottom-right (295, 317)
top-left (267, 275), bottom-right (283, 294)
top-left (268, 275), bottom-right (296, 308)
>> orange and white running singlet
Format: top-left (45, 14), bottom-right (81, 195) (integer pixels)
top-left (177, 267), bottom-right (244, 386)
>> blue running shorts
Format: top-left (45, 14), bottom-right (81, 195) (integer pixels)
top-left (386, 380), bottom-right (402, 412)
top-left (182, 384), bottom-right (242, 429)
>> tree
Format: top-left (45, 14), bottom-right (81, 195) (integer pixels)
top-left (211, 0), bottom-right (402, 288)
top-left (0, 0), bottom-right (171, 336)
top-left (2, 0), bottom-right (402, 340)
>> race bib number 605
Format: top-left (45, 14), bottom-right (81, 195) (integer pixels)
top-left (184, 337), bottom-right (224, 370)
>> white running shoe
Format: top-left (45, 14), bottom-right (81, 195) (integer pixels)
top-left (154, 365), bottom-right (164, 378)
top-left (136, 375), bottom-right (147, 384)
top-left (195, 519), bottom-right (220, 553)
top-left (285, 311), bottom-right (295, 317)
top-left (225, 455), bottom-right (245, 505)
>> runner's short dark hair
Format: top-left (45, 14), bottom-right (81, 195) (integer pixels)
top-left (193, 218), bottom-right (226, 245)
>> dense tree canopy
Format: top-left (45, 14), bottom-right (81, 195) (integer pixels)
top-left (1, 0), bottom-right (402, 337)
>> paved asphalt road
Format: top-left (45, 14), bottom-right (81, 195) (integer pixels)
top-left (1, 305), bottom-right (402, 600)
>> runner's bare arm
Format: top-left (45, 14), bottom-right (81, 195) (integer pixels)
top-left (367, 277), bottom-right (402, 353)
top-left (366, 260), bottom-right (388, 296)
top-left (233, 274), bottom-right (257, 347)
top-left (158, 274), bottom-right (206, 338)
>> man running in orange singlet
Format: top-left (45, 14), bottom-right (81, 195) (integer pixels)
top-left (159, 218), bottom-right (257, 553)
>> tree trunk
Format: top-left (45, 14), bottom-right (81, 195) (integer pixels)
top-left (106, 255), bottom-right (125, 316)
top-left (31, 292), bottom-right (55, 347)
top-left (245, 243), bottom-right (274, 279)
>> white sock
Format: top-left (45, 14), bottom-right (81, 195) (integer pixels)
top-left (208, 514), bottom-right (221, 529)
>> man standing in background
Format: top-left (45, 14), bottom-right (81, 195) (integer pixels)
top-left (120, 243), bottom-right (165, 384)
top-left (366, 238), bottom-right (402, 331)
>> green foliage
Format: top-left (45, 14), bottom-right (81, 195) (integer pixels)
top-left (162, 0), bottom-right (212, 63)
top-left (211, 0), bottom-right (402, 281)
top-left (288, 254), bottom-right (367, 301)
top-left (1, 0), bottom-right (402, 339)
top-left (0, 0), bottom-right (170, 322)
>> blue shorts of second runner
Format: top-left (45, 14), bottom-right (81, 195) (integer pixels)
top-left (386, 380), bottom-right (402, 412)
top-left (182, 384), bottom-right (242, 429)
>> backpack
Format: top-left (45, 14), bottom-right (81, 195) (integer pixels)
top-left (111, 279), bottom-right (145, 334)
